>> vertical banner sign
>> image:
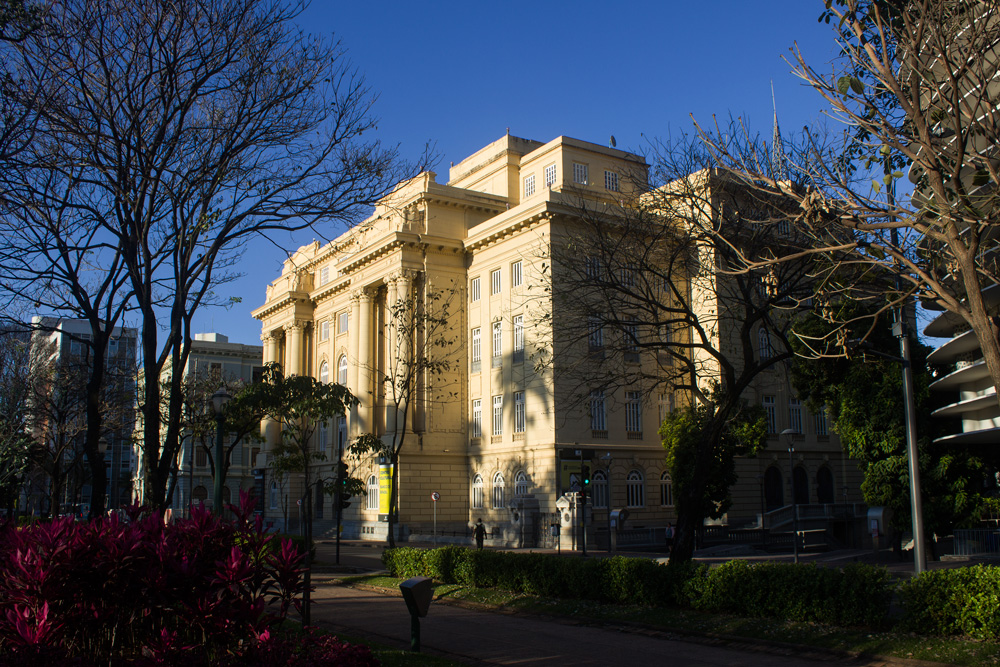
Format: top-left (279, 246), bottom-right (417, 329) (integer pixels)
top-left (378, 463), bottom-right (394, 522)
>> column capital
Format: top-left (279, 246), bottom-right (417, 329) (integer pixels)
top-left (284, 320), bottom-right (308, 334)
top-left (352, 286), bottom-right (377, 301)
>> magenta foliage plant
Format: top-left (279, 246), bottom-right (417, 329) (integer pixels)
top-left (0, 492), bottom-right (307, 664)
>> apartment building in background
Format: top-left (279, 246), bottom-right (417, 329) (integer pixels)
top-left (253, 134), bottom-right (861, 546)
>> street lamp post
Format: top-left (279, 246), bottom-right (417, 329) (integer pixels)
top-left (781, 428), bottom-right (799, 564)
top-left (211, 387), bottom-right (232, 516)
top-left (600, 452), bottom-right (612, 553)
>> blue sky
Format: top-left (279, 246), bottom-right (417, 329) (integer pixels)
top-left (202, 1), bottom-right (845, 345)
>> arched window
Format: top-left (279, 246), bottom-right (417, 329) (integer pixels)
top-left (319, 360), bottom-right (329, 384)
top-left (626, 470), bottom-right (644, 508)
top-left (492, 471), bottom-right (505, 509)
top-left (758, 327), bottom-right (773, 360)
top-left (338, 355), bottom-right (348, 385)
top-left (592, 470), bottom-right (608, 508)
top-left (793, 465), bottom-right (809, 505)
top-left (660, 471), bottom-right (673, 507)
top-left (764, 466), bottom-right (783, 511)
top-left (817, 466), bottom-right (835, 504)
top-left (472, 474), bottom-right (484, 509)
top-left (269, 481), bottom-right (278, 510)
top-left (366, 475), bottom-right (379, 510)
top-left (514, 471), bottom-right (529, 497)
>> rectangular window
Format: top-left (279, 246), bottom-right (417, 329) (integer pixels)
top-left (492, 395), bottom-right (503, 436)
top-left (514, 391), bottom-right (525, 433)
top-left (605, 170), bottom-right (619, 192)
top-left (626, 391), bottom-right (642, 434)
top-left (815, 405), bottom-right (829, 436)
top-left (471, 327), bottom-right (481, 373)
top-left (511, 260), bottom-right (522, 288)
top-left (789, 398), bottom-right (803, 434)
top-left (763, 395), bottom-right (777, 434)
top-left (590, 390), bottom-right (607, 432)
top-left (621, 264), bottom-right (635, 286)
top-left (492, 321), bottom-right (502, 368)
top-left (524, 174), bottom-right (536, 197)
top-left (513, 315), bottom-right (524, 363)
top-left (491, 269), bottom-right (501, 295)
top-left (573, 162), bottom-right (588, 185)
top-left (472, 399), bottom-right (482, 438)
top-left (624, 323), bottom-right (639, 363)
top-left (470, 276), bottom-right (481, 302)
top-left (544, 163), bottom-right (557, 188)
top-left (585, 256), bottom-right (601, 280)
top-left (588, 317), bottom-right (604, 350)
top-left (338, 312), bottom-right (349, 335)
top-left (320, 320), bottom-right (330, 341)
top-left (320, 266), bottom-right (330, 285)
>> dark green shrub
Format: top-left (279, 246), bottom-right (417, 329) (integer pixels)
top-left (898, 565), bottom-right (1000, 640)
top-left (424, 545), bottom-right (468, 583)
top-left (683, 560), bottom-right (891, 627)
top-left (381, 547), bottom-right (428, 578)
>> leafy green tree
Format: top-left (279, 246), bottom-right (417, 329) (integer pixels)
top-left (791, 307), bottom-right (992, 556)
top-left (661, 390), bottom-right (767, 526)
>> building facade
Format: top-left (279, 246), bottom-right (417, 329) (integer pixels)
top-left (253, 134), bottom-right (859, 545)
top-left (26, 317), bottom-right (137, 514)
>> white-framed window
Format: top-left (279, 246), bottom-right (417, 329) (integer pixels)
top-left (472, 474), bottom-right (484, 509)
top-left (492, 395), bottom-right (503, 436)
top-left (585, 256), bottom-right (601, 279)
top-left (789, 398), bottom-right (803, 434)
top-left (320, 266), bottom-right (330, 285)
top-left (588, 317), bottom-right (604, 349)
top-left (337, 415), bottom-right (347, 452)
top-left (626, 391), bottom-right (642, 433)
top-left (269, 481), bottom-right (278, 510)
top-left (338, 355), bottom-right (348, 385)
top-left (320, 320), bottom-right (330, 341)
top-left (544, 163), bottom-right (557, 188)
top-left (621, 265), bottom-right (635, 286)
top-left (758, 327), bottom-right (773, 360)
top-left (763, 395), bottom-right (777, 434)
top-left (590, 390), bottom-right (606, 432)
top-left (318, 420), bottom-right (329, 455)
top-left (338, 311), bottom-right (349, 335)
top-left (513, 315), bottom-right (524, 363)
top-left (472, 399), bottom-right (482, 438)
top-left (471, 327), bottom-right (481, 373)
top-left (491, 268), bottom-right (501, 295)
top-left (319, 360), bottom-right (329, 384)
top-left (524, 174), bottom-right (536, 197)
top-left (492, 472), bottom-right (505, 508)
top-left (511, 260), bottom-right (523, 287)
top-left (593, 470), bottom-right (608, 508)
top-left (660, 471), bottom-right (674, 507)
top-left (573, 162), bottom-right (589, 185)
top-left (605, 170), bottom-right (619, 192)
top-left (514, 391), bottom-right (525, 433)
top-left (815, 405), bottom-right (829, 436)
top-left (470, 276), bottom-right (481, 302)
top-left (515, 471), bottom-right (529, 497)
top-left (492, 321), bottom-right (502, 368)
top-left (626, 470), bottom-right (645, 508)
top-left (366, 475), bottom-right (379, 510)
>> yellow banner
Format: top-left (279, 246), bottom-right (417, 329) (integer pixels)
top-left (378, 463), bottom-right (394, 520)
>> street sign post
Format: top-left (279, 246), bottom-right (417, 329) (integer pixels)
top-left (431, 492), bottom-right (440, 544)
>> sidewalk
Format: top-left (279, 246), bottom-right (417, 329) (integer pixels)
top-left (309, 582), bottom-right (877, 666)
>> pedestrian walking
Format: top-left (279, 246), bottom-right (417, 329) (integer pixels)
top-left (474, 518), bottom-right (487, 550)
top-left (665, 522), bottom-right (674, 549)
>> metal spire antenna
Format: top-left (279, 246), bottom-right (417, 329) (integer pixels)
top-left (771, 81), bottom-right (788, 182)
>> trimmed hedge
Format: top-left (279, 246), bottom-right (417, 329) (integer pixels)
top-left (682, 560), bottom-right (892, 628)
top-left (898, 565), bottom-right (1000, 640)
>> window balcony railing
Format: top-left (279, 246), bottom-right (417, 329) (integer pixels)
top-left (591, 430), bottom-right (608, 439)
top-left (626, 431), bottom-right (643, 440)
top-left (491, 356), bottom-right (502, 369)
top-left (471, 360), bottom-right (481, 373)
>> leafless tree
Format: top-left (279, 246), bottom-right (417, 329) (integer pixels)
top-left (541, 137), bottom-right (823, 563)
top-left (0, 0), bottom-right (421, 510)
top-left (698, 0), bottom-right (1000, 407)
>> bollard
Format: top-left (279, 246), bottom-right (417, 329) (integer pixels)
top-left (399, 576), bottom-right (433, 652)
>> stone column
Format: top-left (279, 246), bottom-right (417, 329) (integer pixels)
top-left (260, 332), bottom-right (281, 454)
top-left (285, 321), bottom-right (305, 376)
top-left (348, 293), bottom-right (361, 436)
top-left (356, 288), bottom-right (375, 434)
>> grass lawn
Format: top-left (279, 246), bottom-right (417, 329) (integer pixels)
top-left (327, 574), bottom-right (1000, 667)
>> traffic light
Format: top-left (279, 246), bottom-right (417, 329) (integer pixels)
top-left (338, 492), bottom-right (351, 509)
top-left (336, 461), bottom-right (349, 483)
top-left (582, 465), bottom-right (591, 487)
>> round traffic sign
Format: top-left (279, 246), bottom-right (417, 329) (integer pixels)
top-left (431, 492), bottom-right (440, 502)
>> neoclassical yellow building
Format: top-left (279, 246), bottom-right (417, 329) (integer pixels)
top-left (252, 134), bottom-right (860, 546)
